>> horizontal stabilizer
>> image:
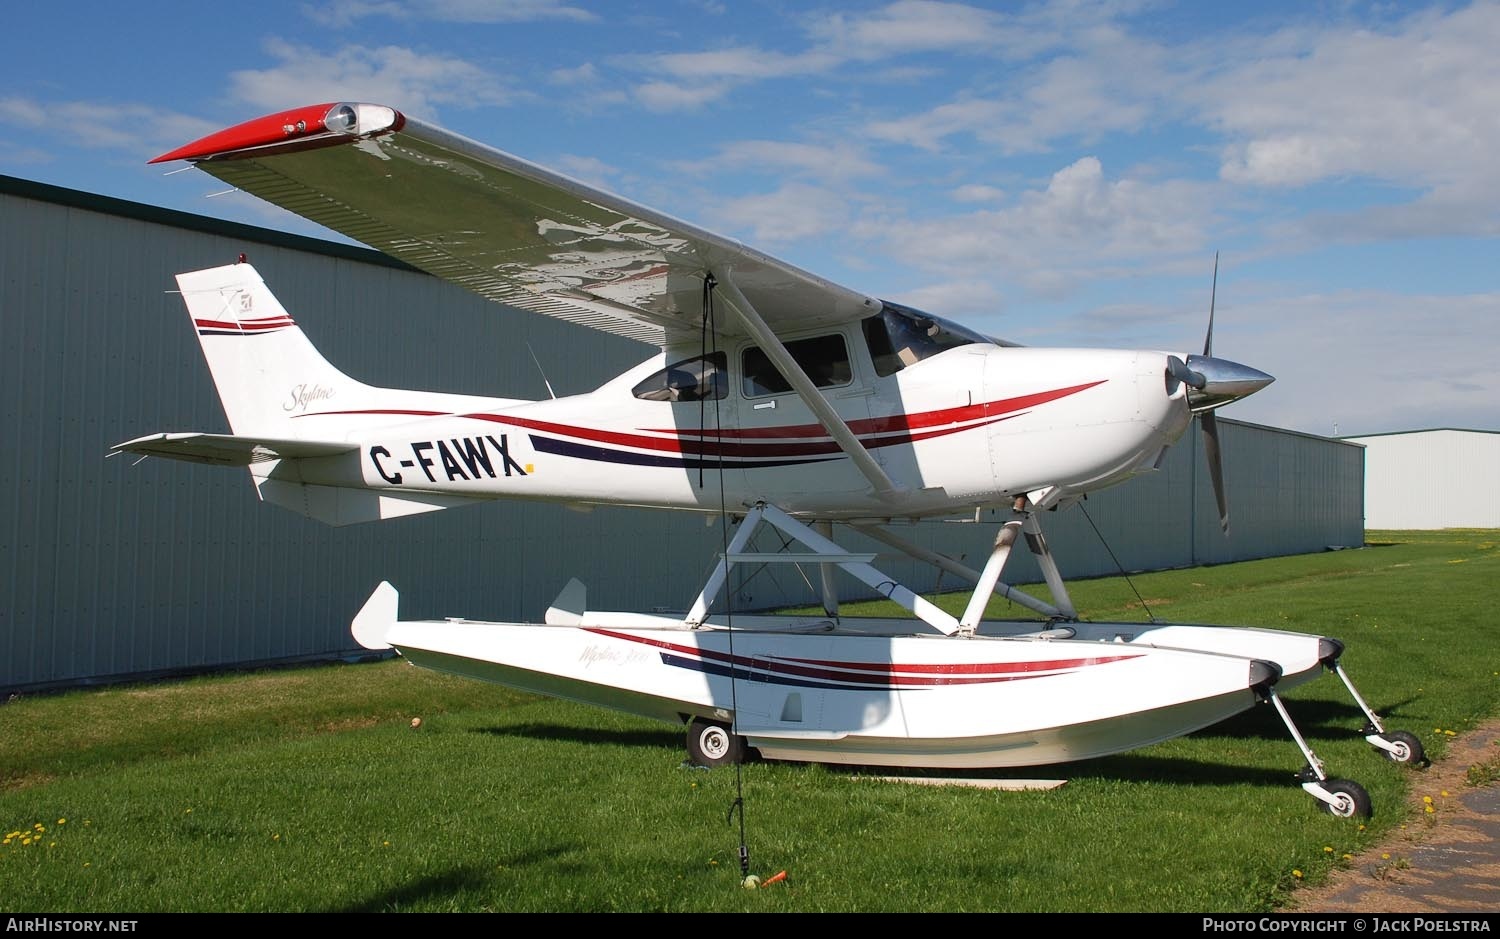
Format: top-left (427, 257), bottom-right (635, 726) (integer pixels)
top-left (110, 432), bottom-right (356, 466)
top-left (545, 578), bottom-right (588, 626)
top-left (352, 581), bottom-right (399, 650)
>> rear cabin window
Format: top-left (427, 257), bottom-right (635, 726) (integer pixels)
top-left (741, 334), bottom-right (852, 397)
top-left (631, 351), bottom-right (727, 401)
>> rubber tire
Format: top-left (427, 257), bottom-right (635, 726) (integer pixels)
top-left (1382, 730), bottom-right (1427, 766)
top-left (1321, 779), bottom-right (1373, 819)
top-left (687, 718), bottom-right (743, 768)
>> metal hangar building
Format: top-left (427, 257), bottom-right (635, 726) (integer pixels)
top-left (1341, 428), bottom-right (1500, 530)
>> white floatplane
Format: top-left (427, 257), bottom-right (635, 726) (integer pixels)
top-left (117, 102), bottom-right (1424, 818)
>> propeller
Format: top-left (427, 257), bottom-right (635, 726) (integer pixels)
top-left (1168, 253), bottom-right (1275, 535)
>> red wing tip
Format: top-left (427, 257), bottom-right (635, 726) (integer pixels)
top-left (150, 102), bottom-right (342, 164)
top-left (150, 102), bottom-right (406, 163)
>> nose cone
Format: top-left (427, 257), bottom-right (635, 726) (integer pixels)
top-left (1182, 354), bottom-right (1274, 413)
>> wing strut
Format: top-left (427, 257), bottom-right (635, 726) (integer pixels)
top-left (711, 269), bottom-right (904, 501)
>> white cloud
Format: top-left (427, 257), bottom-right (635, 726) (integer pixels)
top-left (951, 183), bottom-right (1006, 203)
top-left (227, 41), bottom-right (519, 117)
top-left (550, 62), bottom-right (597, 85)
top-left (861, 21), bottom-right (1178, 155)
top-left (711, 140), bottom-right (883, 183)
top-left (307, 0), bottom-right (596, 27)
top-left (1204, 3), bottom-right (1500, 233)
top-left (807, 0), bottom-right (1011, 57)
top-left (0, 142), bottom-right (50, 165)
top-left (632, 80), bottom-right (732, 112)
top-left (641, 47), bottom-right (835, 82)
top-left (882, 157), bottom-right (1216, 295)
top-left (551, 154), bottom-right (622, 192)
top-left (889, 279), bottom-right (1010, 323)
top-left (710, 183), bottom-right (853, 244)
top-left (1211, 288), bottom-right (1500, 436)
top-left (623, 45), bottom-right (841, 111)
top-left (866, 98), bottom-right (1009, 152)
top-left (0, 96), bottom-right (218, 158)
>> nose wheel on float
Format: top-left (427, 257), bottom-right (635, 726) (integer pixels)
top-left (1320, 656), bottom-right (1429, 767)
top-left (1370, 728), bottom-right (1426, 766)
top-left (1263, 686), bottom-right (1375, 818)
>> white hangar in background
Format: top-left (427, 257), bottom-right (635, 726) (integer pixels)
top-left (1, 173), bottom-right (1366, 694)
top-left (1341, 429), bottom-right (1500, 530)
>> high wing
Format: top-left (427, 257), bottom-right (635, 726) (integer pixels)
top-left (152, 102), bottom-right (880, 347)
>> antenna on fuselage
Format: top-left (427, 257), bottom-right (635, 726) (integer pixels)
top-left (525, 342), bottom-right (558, 399)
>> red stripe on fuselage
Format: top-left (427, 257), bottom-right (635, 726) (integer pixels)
top-left (286, 381), bottom-right (1105, 455)
top-left (646, 381), bottom-right (1105, 440)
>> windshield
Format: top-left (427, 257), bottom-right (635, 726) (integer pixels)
top-left (862, 302), bottom-right (1000, 377)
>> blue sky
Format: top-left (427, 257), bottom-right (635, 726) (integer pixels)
top-left (3, 0), bottom-right (1496, 437)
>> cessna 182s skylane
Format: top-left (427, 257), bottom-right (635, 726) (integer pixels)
top-left (117, 102), bottom-right (1423, 819)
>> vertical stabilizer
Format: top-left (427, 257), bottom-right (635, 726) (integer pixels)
top-left (178, 260), bottom-right (362, 436)
top-left (176, 260), bottom-right (523, 438)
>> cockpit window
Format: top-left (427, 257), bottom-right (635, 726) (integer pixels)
top-left (862, 302), bottom-right (997, 377)
top-left (632, 351), bottom-right (727, 402)
top-left (742, 334), bottom-right (852, 397)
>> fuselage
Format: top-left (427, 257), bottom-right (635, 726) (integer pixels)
top-left (275, 323), bottom-right (1196, 520)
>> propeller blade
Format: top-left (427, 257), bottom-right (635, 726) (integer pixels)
top-left (1201, 411), bottom-right (1229, 534)
top-left (1204, 251), bottom-right (1218, 358)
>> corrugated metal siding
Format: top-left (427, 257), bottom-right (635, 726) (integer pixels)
top-left (1346, 430), bottom-right (1500, 529)
top-left (1, 176), bottom-right (1367, 693)
top-left (1192, 421), bottom-right (1366, 562)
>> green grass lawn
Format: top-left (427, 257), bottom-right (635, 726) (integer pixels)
top-left (2, 529), bottom-right (1496, 912)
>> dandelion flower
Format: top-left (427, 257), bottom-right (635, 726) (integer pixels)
top-left (1441, 790), bottom-right (1449, 797)
top-left (1425, 805), bottom-right (1435, 814)
top-left (1382, 853), bottom-right (1391, 860)
top-left (1293, 870), bottom-right (1303, 879)
top-left (1423, 796), bottom-right (1433, 804)
top-left (57, 819), bottom-right (66, 825)
top-left (1324, 846), bottom-right (1334, 853)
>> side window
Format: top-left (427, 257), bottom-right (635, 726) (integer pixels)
top-left (631, 351), bottom-right (727, 402)
top-left (741, 334), bottom-right (852, 397)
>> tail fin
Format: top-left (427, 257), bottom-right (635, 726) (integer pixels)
top-left (179, 260), bottom-right (363, 436)
top-left (178, 259), bottom-right (521, 437)
top-left (111, 259), bottom-right (526, 526)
